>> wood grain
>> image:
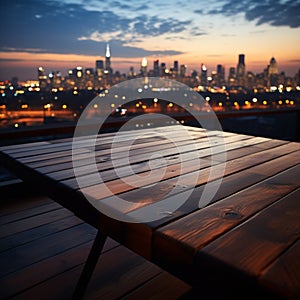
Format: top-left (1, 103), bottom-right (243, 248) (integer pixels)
top-left (153, 164), bottom-right (300, 266)
top-left (259, 238), bottom-right (300, 300)
top-left (1, 125), bottom-right (299, 299)
top-left (195, 187), bottom-right (300, 300)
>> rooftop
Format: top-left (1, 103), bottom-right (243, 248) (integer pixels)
top-left (0, 179), bottom-right (192, 300)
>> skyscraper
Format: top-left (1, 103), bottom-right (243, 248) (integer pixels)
top-left (180, 64), bottom-right (186, 77)
top-left (96, 60), bottom-right (104, 77)
top-left (173, 61), bottom-right (179, 76)
top-left (236, 54), bottom-right (245, 86)
top-left (38, 66), bottom-right (47, 89)
top-left (96, 60), bottom-right (104, 70)
top-left (153, 60), bottom-right (159, 76)
top-left (268, 57), bottom-right (279, 87)
top-left (141, 57), bottom-right (148, 76)
top-left (228, 67), bottom-right (236, 86)
top-left (160, 62), bottom-right (166, 76)
top-left (217, 64), bottom-right (225, 86)
top-left (105, 44), bottom-right (112, 75)
top-left (268, 57), bottom-right (278, 75)
top-left (200, 64), bottom-right (207, 87)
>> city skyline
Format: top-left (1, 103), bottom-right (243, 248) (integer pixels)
top-left (19, 49), bottom-right (300, 93)
top-left (1, 0), bottom-right (300, 80)
top-left (15, 50), bottom-right (300, 84)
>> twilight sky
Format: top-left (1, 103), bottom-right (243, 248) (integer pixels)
top-left (0, 0), bottom-right (299, 80)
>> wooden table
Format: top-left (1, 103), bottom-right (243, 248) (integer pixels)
top-left (1, 125), bottom-right (300, 300)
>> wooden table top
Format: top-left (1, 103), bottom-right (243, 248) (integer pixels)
top-left (1, 125), bottom-right (300, 299)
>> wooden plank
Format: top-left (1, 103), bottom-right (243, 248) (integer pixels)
top-left (79, 156), bottom-right (214, 191)
top-left (48, 135), bottom-right (265, 182)
top-left (23, 132), bottom-right (211, 168)
top-left (80, 158), bottom-right (211, 200)
top-left (9, 246), bottom-right (162, 300)
top-left (0, 192), bottom-right (53, 218)
top-left (19, 131), bottom-right (196, 165)
top-left (83, 145), bottom-right (300, 204)
top-left (0, 223), bottom-right (97, 278)
top-left (32, 132), bottom-right (229, 174)
top-left (56, 138), bottom-right (265, 179)
top-left (17, 148), bottom-right (91, 165)
top-left (213, 139), bottom-right (288, 162)
top-left (10, 143), bottom-right (87, 159)
top-left (250, 138), bottom-right (292, 149)
top-left (5, 125), bottom-right (204, 157)
top-left (196, 188), bottom-right (300, 294)
top-left (0, 238), bottom-right (119, 299)
top-left (47, 125), bottom-right (177, 145)
top-left (15, 129), bottom-right (236, 171)
top-left (1, 128), bottom-right (156, 153)
top-left (83, 247), bottom-right (163, 300)
top-left (121, 272), bottom-right (191, 300)
top-left (210, 150), bottom-right (300, 203)
top-left (2, 130), bottom-right (157, 157)
top-left (259, 239), bottom-right (300, 300)
top-left (0, 141), bottom-right (50, 152)
top-left (153, 163), bottom-right (300, 268)
top-left (0, 215), bottom-right (83, 252)
top-left (0, 207), bottom-right (74, 239)
top-left (0, 201), bottom-right (61, 225)
top-left (141, 146), bottom-right (300, 235)
top-left (61, 135), bottom-right (272, 188)
top-left (101, 151), bottom-right (300, 259)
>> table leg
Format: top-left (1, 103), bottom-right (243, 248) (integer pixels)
top-left (72, 230), bottom-right (107, 300)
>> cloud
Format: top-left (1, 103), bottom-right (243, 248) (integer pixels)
top-left (249, 30), bottom-right (265, 34)
top-left (206, 54), bottom-right (224, 57)
top-left (221, 34), bottom-right (236, 37)
top-left (132, 4), bottom-right (150, 11)
top-left (0, 58), bottom-right (26, 62)
top-left (0, 0), bottom-right (187, 58)
top-left (1, 47), bottom-right (47, 53)
top-left (108, 41), bottom-right (184, 57)
top-left (207, 0), bottom-right (300, 28)
top-left (190, 27), bottom-right (207, 36)
top-left (194, 9), bottom-right (203, 14)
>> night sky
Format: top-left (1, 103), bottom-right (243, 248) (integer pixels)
top-left (0, 0), bottom-right (299, 80)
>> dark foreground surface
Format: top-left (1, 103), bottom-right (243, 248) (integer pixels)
top-left (0, 181), bottom-right (191, 300)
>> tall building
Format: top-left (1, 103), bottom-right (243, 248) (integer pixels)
top-left (38, 67), bottom-right (47, 89)
top-left (173, 61), bottom-right (179, 76)
top-left (160, 62), bottom-right (166, 76)
top-left (268, 57), bottom-right (278, 75)
top-left (141, 57), bottom-right (148, 76)
top-left (228, 67), bottom-right (236, 86)
top-left (180, 64), bottom-right (186, 77)
top-left (236, 54), bottom-right (245, 86)
top-left (246, 71), bottom-right (255, 89)
top-left (105, 44), bottom-right (112, 75)
top-left (200, 64), bottom-right (207, 87)
top-left (96, 60), bottom-right (104, 70)
top-left (216, 64), bottom-right (225, 86)
top-left (95, 60), bottom-right (104, 77)
top-left (153, 60), bottom-right (159, 76)
top-left (267, 57), bottom-right (279, 87)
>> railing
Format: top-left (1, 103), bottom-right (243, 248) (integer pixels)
top-left (1, 108), bottom-right (300, 145)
